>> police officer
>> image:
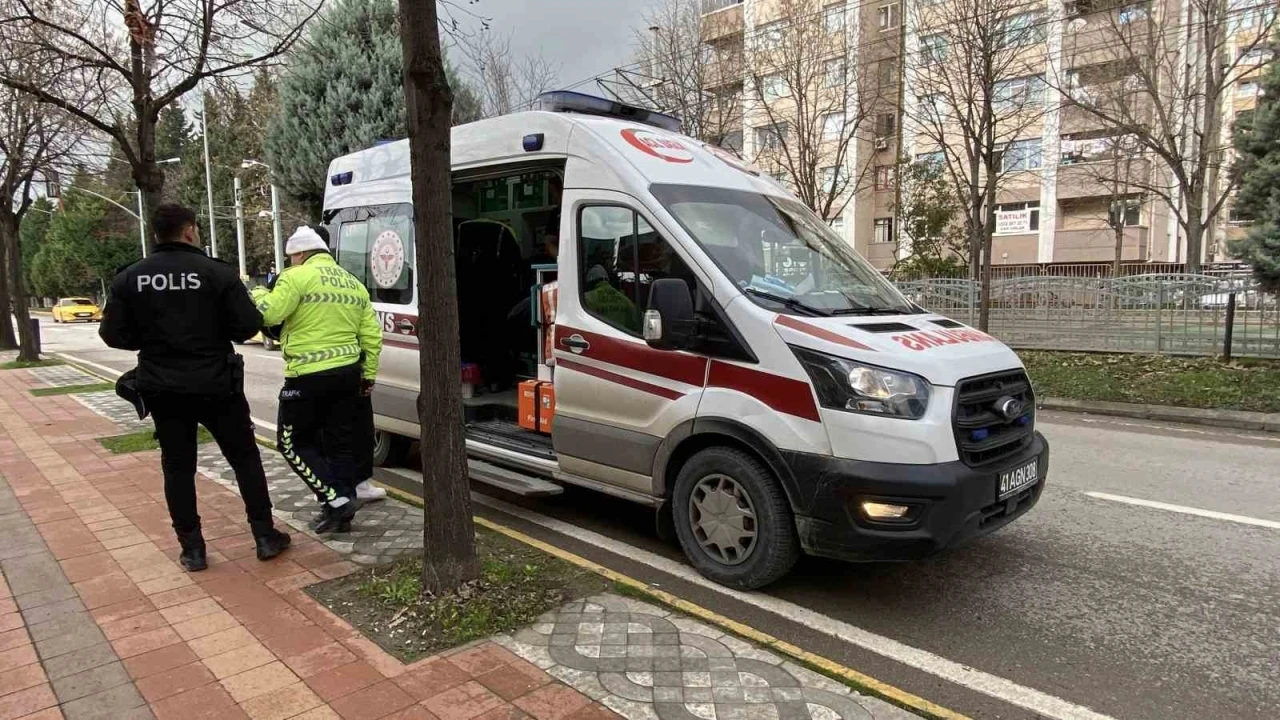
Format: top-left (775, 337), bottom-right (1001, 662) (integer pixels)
top-left (252, 226), bottom-right (383, 533)
top-left (100, 204), bottom-right (290, 572)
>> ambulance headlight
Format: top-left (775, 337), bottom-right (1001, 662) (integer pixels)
top-left (791, 347), bottom-right (930, 420)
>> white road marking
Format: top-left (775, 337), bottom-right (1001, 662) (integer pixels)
top-left (56, 351), bottom-right (278, 433)
top-left (1084, 491), bottom-right (1280, 529)
top-left (470, 493), bottom-right (1118, 720)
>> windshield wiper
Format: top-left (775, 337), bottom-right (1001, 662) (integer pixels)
top-left (742, 287), bottom-right (828, 316)
top-left (829, 306), bottom-right (917, 316)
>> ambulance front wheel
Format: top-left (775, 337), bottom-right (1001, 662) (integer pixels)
top-left (672, 446), bottom-right (800, 590)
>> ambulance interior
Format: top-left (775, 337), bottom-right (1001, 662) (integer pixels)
top-left (451, 167), bottom-right (562, 455)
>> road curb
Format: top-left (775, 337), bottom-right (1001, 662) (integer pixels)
top-left (1040, 396), bottom-right (1280, 433)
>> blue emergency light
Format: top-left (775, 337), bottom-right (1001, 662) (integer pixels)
top-left (330, 171), bottom-right (353, 186)
top-left (523, 133), bottom-right (545, 152)
top-left (533, 91), bottom-right (682, 133)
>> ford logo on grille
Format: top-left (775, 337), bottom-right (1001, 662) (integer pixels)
top-left (995, 396), bottom-right (1024, 422)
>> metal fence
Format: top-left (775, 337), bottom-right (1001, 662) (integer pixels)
top-left (892, 269), bottom-right (1280, 358)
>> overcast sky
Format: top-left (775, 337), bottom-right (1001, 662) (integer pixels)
top-left (461, 0), bottom-right (652, 95)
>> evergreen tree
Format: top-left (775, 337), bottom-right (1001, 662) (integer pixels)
top-left (1229, 38), bottom-right (1280, 291)
top-left (30, 190), bottom-right (139, 299)
top-left (265, 0), bottom-right (482, 212)
top-left (155, 107), bottom-right (192, 204)
top-left (18, 199), bottom-right (52, 297)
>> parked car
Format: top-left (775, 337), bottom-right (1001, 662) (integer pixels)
top-left (51, 298), bottom-right (102, 323)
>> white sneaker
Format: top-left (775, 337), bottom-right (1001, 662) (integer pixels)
top-left (355, 481), bottom-right (387, 501)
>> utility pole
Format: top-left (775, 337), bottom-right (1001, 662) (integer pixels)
top-left (270, 183), bottom-right (284, 273)
top-left (201, 93), bottom-right (219, 258)
top-left (233, 176), bottom-right (247, 279)
top-left (136, 191), bottom-right (147, 258)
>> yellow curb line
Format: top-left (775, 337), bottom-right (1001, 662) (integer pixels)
top-left (377, 482), bottom-right (965, 718)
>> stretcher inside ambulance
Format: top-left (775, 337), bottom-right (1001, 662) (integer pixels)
top-left (321, 92), bottom-right (1048, 589)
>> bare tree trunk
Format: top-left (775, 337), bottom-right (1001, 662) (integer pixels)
top-left (399, 0), bottom-right (478, 594)
top-left (1112, 223), bottom-right (1124, 279)
top-left (0, 224), bottom-right (15, 350)
top-left (0, 213), bottom-right (37, 361)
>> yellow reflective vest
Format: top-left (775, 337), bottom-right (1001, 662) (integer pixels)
top-left (251, 253), bottom-right (382, 380)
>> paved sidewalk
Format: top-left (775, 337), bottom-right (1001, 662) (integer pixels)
top-left (0, 367), bottom-right (624, 720)
top-left (3, 363), bottom-right (920, 720)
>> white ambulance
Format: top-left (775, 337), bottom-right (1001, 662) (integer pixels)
top-left (322, 92), bottom-right (1048, 589)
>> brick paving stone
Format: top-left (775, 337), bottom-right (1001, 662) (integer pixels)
top-left (325, 680), bottom-right (415, 720)
top-left (202, 643), bottom-right (277, 680)
top-left (281, 643), bottom-right (357, 680)
top-left (49, 662), bottom-right (132, 703)
top-left (422, 681), bottom-right (507, 720)
top-left (303, 661), bottom-right (385, 703)
top-left (220, 660), bottom-right (299, 703)
top-left (123, 643), bottom-right (200, 680)
top-left (236, 682), bottom-right (324, 720)
top-left (135, 661), bottom-right (218, 702)
top-left (394, 660), bottom-right (471, 702)
top-left (0, 684), bottom-right (57, 720)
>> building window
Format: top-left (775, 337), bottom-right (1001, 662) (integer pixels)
top-left (878, 57), bottom-right (898, 88)
top-left (877, 3), bottom-right (901, 30)
top-left (823, 112), bottom-right (845, 139)
top-left (719, 131), bottom-right (744, 154)
top-left (1228, 205), bottom-right (1254, 225)
top-left (755, 123), bottom-right (788, 151)
top-left (916, 150), bottom-right (944, 167)
top-left (920, 34), bottom-right (948, 65)
top-left (1109, 198), bottom-right (1142, 226)
top-left (1237, 80), bottom-right (1260, 97)
top-left (994, 75), bottom-right (1046, 110)
top-left (994, 201), bottom-right (1040, 234)
top-left (1239, 48), bottom-right (1275, 65)
top-left (758, 73), bottom-right (789, 101)
top-left (821, 166), bottom-right (838, 193)
top-left (823, 58), bottom-right (847, 88)
top-left (824, 3), bottom-right (846, 33)
top-left (918, 93), bottom-right (950, 123)
top-left (875, 112), bottom-right (897, 138)
top-left (1001, 138), bottom-right (1043, 172)
top-left (873, 217), bottom-right (895, 243)
top-left (999, 12), bottom-right (1045, 47)
top-left (874, 165), bottom-right (895, 190)
top-left (1117, 2), bottom-right (1150, 23)
top-left (758, 21), bottom-right (785, 51)
top-left (829, 215), bottom-right (845, 235)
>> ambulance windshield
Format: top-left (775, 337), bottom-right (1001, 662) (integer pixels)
top-left (650, 184), bottom-right (916, 316)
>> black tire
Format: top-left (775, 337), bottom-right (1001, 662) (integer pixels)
top-left (672, 446), bottom-right (800, 590)
top-left (372, 430), bottom-right (410, 467)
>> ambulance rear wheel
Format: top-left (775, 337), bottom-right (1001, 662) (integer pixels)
top-left (672, 447), bottom-right (800, 590)
top-left (372, 430), bottom-right (409, 467)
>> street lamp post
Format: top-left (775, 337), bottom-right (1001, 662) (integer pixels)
top-left (201, 101), bottom-right (220, 259)
top-left (242, 160), bottom-right (283, 273)
top-left (233, 176), bottom-right (247, 279)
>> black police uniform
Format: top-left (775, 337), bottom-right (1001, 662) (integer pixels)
top-left (99, 242), bottom-right (279, 550)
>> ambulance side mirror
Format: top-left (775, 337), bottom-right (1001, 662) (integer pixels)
top-left (644, 279), bottom-right (695, 351)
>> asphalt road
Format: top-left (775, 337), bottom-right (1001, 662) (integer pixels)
top-left (39, 317), bottom-right (1280, 720)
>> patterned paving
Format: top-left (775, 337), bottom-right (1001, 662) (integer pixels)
top-left (496, 595), bottom-right (917, 720)
top-left (27, 364), bottom-right (102, 387)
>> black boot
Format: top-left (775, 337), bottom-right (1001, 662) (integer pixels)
top-left (312, 502), bottom-right (357, 534)
top-left (255, 528), bottom-right (292, 561)
top-left (176, 528), bottom-right (208, 572)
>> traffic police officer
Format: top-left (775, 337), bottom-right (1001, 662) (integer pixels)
top-left (100, 204), bottom-right (290, 572)
top-left (252, 226), bottom-right (383, 533)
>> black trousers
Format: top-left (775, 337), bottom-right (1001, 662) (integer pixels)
top-left (317, 393), bottom-right (373, 490)
top-left (146, 391), bottom-right (275, 538)
top-left (277, 365), bottom-right (361, 505)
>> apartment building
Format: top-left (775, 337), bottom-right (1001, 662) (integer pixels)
top-left (696, 0), bottom-right (1272, 270)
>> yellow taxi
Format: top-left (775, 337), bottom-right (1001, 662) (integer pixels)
top-left (51, 297), bottom-right (102, 323)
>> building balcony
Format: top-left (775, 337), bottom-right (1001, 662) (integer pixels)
top-left (1052, 226), bottom-right (1150, 263)
top-left (1056, 157), bottom-right (1153, 199)
top-left (701, 1), bottom-right (744, 42)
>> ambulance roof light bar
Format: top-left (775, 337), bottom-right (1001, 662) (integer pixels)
top-left (532, 91), bottom-right (682, 134)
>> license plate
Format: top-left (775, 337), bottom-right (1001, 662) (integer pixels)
top-left (997, 459), bottom-right (1038, 500)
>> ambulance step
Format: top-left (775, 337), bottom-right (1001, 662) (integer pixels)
top-left (468, 459), bottom-right (564, 497)
top-left (373, 462), bottom-right (564, 499)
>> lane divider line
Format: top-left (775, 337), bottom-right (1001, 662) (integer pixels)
top-left (472, 493), bottom-right (1118, 720)
top-left (1084, 491), bottom-right (1280, 529)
